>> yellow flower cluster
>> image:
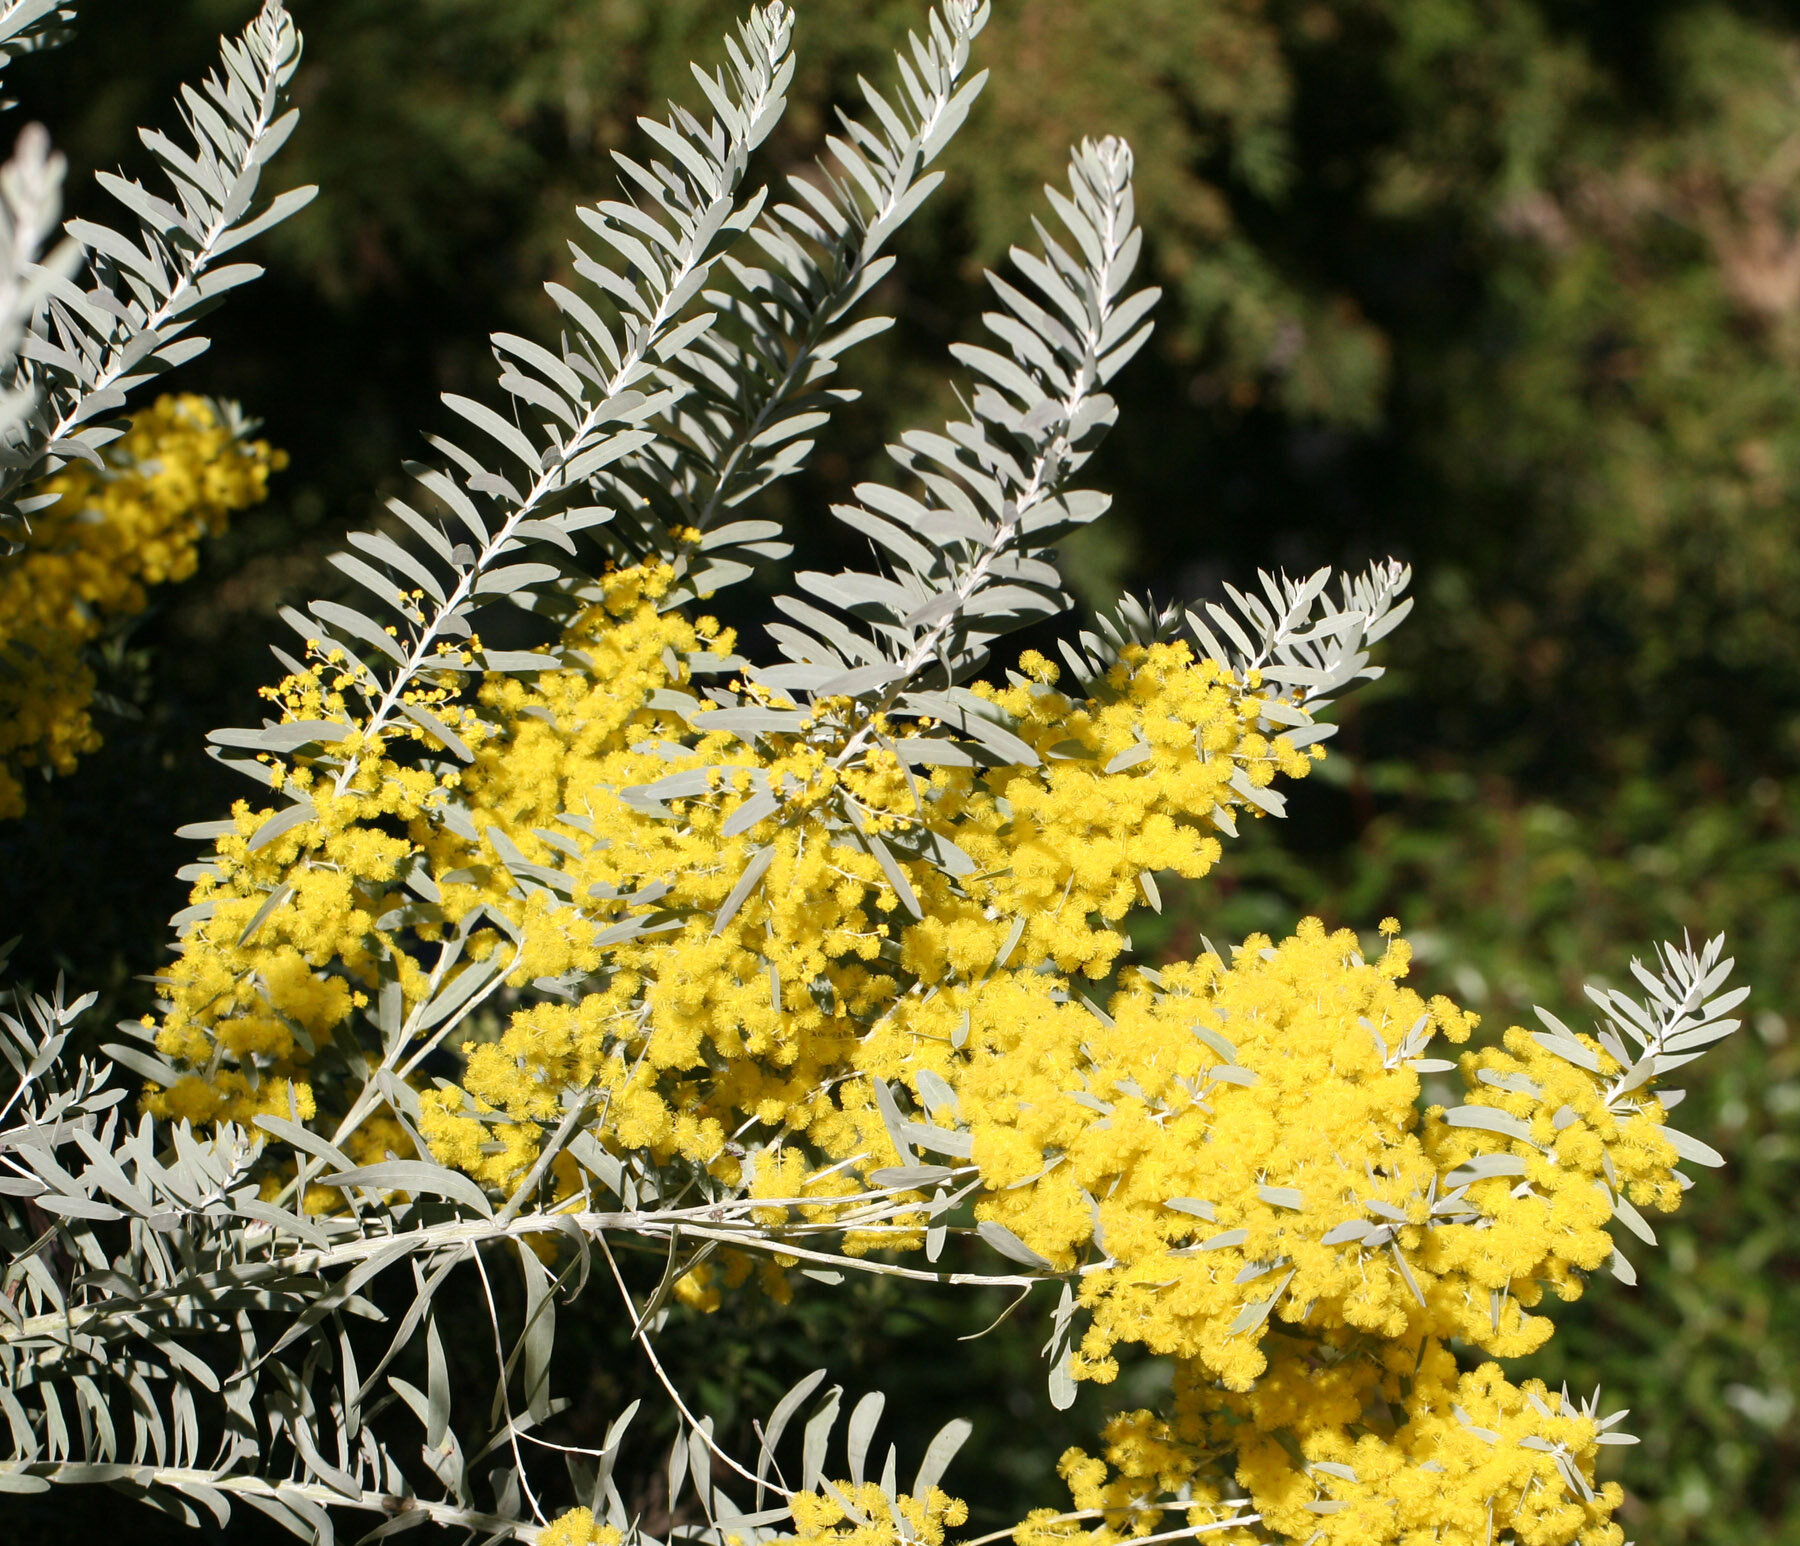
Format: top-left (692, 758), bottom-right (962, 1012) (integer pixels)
top-left (985, 915), bottom-right (1679, 1546)
top-left (151, 554), bottom-right (1695, 1546)
top-left (1023, 1353), bottom-right (1621, 1546)
top-left (0, 394), bottom-right (284, 818)
top-left (410, 618), bottom-right (1316, 1210)
top-left (673, 1247), bottom-right (794, 1312)
top-left (157, 554), bottom-right (1311, 1159)
top-left (959, 918), bottom-right (1678, 1386)
top-left (538, 1508), bottom-right (622, 1546)
top-left (787, 1483), bottom-right (969, 1546)
top-left (149, 629), bottom-right (489, 1147)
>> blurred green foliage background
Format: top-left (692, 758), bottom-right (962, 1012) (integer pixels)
top-left (5, 0), bottom-right (1799, 1541)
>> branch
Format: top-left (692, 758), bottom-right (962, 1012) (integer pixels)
top-left (0, 1), bottom-right (312, 520)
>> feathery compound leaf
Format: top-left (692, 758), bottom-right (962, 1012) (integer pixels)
top-left (1183, 558), bottom-right (1414, 715)
top-left (208, 5), bottom-right (798, 808)
top-left (1583, 932), bottom-right (1746, 1124)
top-left (593, 1), bottom-right (990, 607)
top-left (754, 135), bottom-right (1157, 757)
top-left (0, 984), bottom-right (568, 1537)
top-left (0, 2), bottom-right (312, 525)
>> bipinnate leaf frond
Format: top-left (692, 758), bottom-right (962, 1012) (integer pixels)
top-left (1182, 557), bottom-right (1414, 718)
top-left (593, 0), bottom-right (992, 607)
top-left (211, 4), bottom-right (800, 805)
top-left (0, 1), bottom-right (313, 528)
top-left (753, 135), bottom-right (1160, 743)
top-left (0, 121), bottom-right (69, 360)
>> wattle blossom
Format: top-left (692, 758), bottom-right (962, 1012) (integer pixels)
top-left (154, 553), bottom-right (1701, 1546)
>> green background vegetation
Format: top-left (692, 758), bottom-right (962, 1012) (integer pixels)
top-left (5, 1), bottom-right (1798, 1541)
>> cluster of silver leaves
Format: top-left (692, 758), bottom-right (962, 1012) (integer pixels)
top-left (752, 131), bottom-right (1156, 716)
top-left (204, 2), bottom-right (807, 818)
top-left (590, 0), bottom-right (991, 608)
top-left (0, 1), bottom-right (315, 552)
top-left (0, 940), bottom-right (974, 1539)
top-left (0, 123), bottom-right (75, 463)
